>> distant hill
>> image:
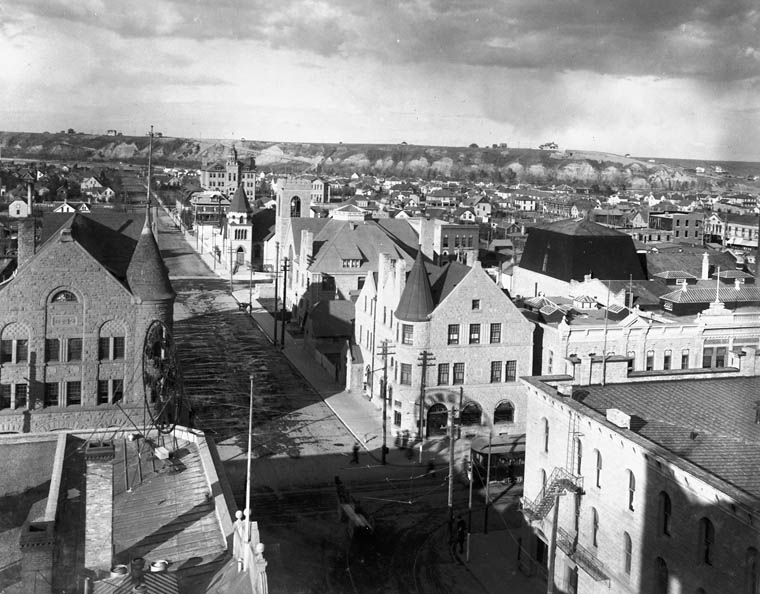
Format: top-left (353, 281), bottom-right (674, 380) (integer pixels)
top-left (1, 131), bottom-right (758, 192)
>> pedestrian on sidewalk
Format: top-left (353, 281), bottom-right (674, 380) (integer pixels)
top-left (351, 442), bottom-right (360, 464)
top-left (456, 514), bottom-right (467, 554)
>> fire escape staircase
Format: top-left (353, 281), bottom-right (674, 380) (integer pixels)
top-left (522, 412), bottom-right (584, 522)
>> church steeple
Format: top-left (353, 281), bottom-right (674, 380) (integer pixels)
top-left (395, 249), bottom-right (434, 322)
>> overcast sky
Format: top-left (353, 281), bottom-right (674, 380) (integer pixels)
top-left (2, 0), bottom-right (759, 161)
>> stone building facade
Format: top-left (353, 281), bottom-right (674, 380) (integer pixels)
top-left (521, 362), bottom-right (760, 594)
top-left (200, 145), bottom-right (257, 198)
top-left (0, 210), bottom-right (175, 432)
top-left (353, 252), bottom-right (534, 443)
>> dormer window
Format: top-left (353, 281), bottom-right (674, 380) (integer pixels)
top-left (341, 259), bottom-right (361, 268)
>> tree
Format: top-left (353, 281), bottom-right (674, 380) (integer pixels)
top-left (469, 143), bottom-right (479, 149)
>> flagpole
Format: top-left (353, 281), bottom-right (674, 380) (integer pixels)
top-left (245, 374), bottom-right (254, 542)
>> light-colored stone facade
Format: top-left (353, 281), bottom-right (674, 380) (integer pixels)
top-left (521, 369), bottom-right (760, 594)
top-left (354, 257), bottom-right (534, 442)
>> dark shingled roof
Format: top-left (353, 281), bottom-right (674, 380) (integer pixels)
top-left (126, 211), bottom-right (175, 301)
top-left (395, 249), bottom-right (434, 322)
top-left (38, 212), bottom-right (145, 281)
top-left (570, 376), bottom-right (760, 502)
top-left (228, 183), bottom-right (251, 213)
top-left (520, 218), bottom-right (646, 282)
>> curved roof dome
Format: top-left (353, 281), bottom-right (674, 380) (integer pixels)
top-left (126, 211), bottom-right (175, 301)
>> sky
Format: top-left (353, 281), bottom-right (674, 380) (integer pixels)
top-left (1, 0), bottom-right (759, 162)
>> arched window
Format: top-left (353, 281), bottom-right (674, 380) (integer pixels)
top-left (290, 196), bottom-right (301, 218)
top-left (51, 290), bottom-right (77, 302)
top-left (460, 402), bottom-right (482, 426)
top-left (659, 491), bottom-right (672, 536)
top-left (591, 507), bottom-right (599, 547)
top-left (655, 557), bottom-right (669, 594)
top-left (623, 532), bottom-right (632, 575)
top-left (746, 547), bottom-right (759, 594)
top-left (594, 449), bottom-right (602, 488)
top-left (698, 518), bottom-right (715, 565)
top-left (542, 418), bottom-right (549, 453)
top-left (494, 401), bottom-right (515, 423)
top-left (627, 470), bottom-right (636, 511)
top-left (574, 437), bottom-right (583, 475)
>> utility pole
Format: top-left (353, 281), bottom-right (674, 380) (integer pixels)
top-left (547, 494), bottom-right (561, 594)
top-left (245, 374), bottom-right (254, 543)
top-left (280, 257), bottom-right (289, 348)
top-left (417, 350), bottom-right (434, 464)
top-left (466, 454), bottom-right (473, 561)
top-left (229, 247), bottom-right (234, 294)
top-left (273, 242), bottom-right (280, 347)
top-left (447, 407), bottom-right (457, 539)
top-left (378, 340), bottom-right (395, 465)
top-left (484, 431), bottom-right (492, 534)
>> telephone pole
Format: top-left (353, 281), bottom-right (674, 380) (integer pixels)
top-left (447, 406), bottom-right (458, 538)
top-left (273, 242), bottom-right (280, 347)
top-left (377, 340), bottom-right (395, 465)
top-left (280, 257), bottom-right (289, 348)
top-left (417, 350), bottom-right (435, 464)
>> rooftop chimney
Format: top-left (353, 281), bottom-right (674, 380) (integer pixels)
top-left (701, 252), bottom-right (710, 280)
top-left (84, 440), bottom-right (115, 577)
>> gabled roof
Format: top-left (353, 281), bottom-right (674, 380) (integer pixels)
top-left (395, 249), bottom-right (434, 322)
top-left (228, 183), bottom-right (251, 213)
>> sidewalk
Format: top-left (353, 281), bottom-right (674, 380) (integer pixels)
top-left (159, 200), bottom-right (546, 594)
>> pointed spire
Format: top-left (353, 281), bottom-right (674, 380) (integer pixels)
top-left (228, 182), bottom-right (251, 214)
top-left (395, 249), bottom-right (434, 322)
top-left (126, 207), bottom-right (175, 301)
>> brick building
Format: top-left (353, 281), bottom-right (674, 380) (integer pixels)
top-left (520, 363), bottom-right (760, 593)
top-left (353, 251), bottom-right (534, 443)
top-left (0, 209), bottom-right (176, 432)
top-left (200, 145), bottom-right (257, 198)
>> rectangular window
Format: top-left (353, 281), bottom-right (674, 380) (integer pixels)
top-left (469, 324), bottom-right (480, 344)
top-left (67, 338), bottom-right (82, 362)
top-left (400, 363), bottom-right (412, 385)
top-left (16, 340), bottom-right (27, 363)
top-left (447, 324), bottom-right (460, 345)
top-left (113, 337), bottom-right (125, 359)
top-left (402, 324), bottom-right (414, 346)
top-left (97, 380), bottom-right (110, 405)
top-left (393, 411), bottom-right (402, 426)
top-left (715, 347), bottom-right (726, 368)
top-left (490, 361), bottom-right (502, 383)
top-left (0, 340), bottom-right (11, 363)
top-left (98, 337), bottom-right (110, 360)
top-left (44, 383), bottom-right (59, 407)
top-left (113, 379), bottom-right (124, 402)
top-left (442, 234), bottom-right (449, 248)
top-left (489, 323), bottom-right (501, 344)
top-left (66, 381), bottom-right (81, 406)
top-left (46, 338), bottom-right (60, 362)
top-left (681, 349), bottom-right (689, 369)
top-left (0, 384), bottom-right (9, 409)
top-left (453, 362), bottom-right (465, 385)
top-left (663, 350), bottom-right (672, 370)
top-left (646, 350), bottom-right (654, 371)
top-left (437, 363), bottom-right (449, 385)
top-left (471, 299), bottom-right (480, 310)
top-left (15, 384), bottom-right (27, 409)
top-left (505, 360), bottom-right (517, 382)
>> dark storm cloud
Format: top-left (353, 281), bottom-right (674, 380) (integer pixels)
top-left (5, 0), bottom-right (759, 81)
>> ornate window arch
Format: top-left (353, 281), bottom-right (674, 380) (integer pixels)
top-left (460, 401), bottom-right (482, 426)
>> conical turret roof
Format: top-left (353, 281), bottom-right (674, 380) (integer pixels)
top-left (395, 249), bottom-right (434, 322)
top-left (228, 183), bottom-right (251, 214)
top-left (126, 208), bottom-right (175, 301)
